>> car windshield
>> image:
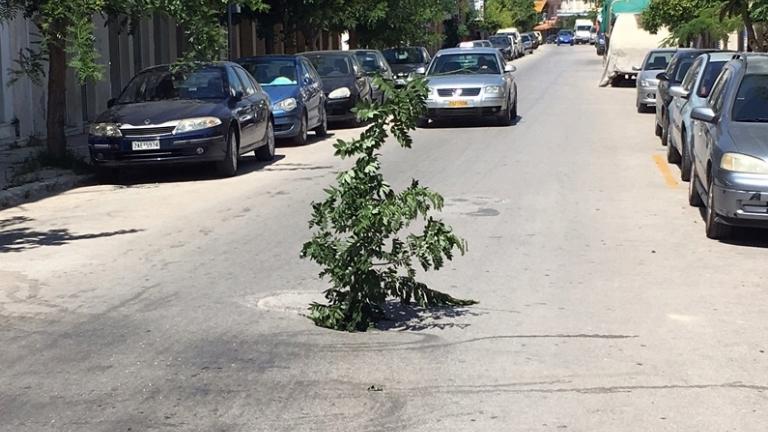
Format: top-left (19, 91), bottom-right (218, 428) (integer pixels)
top-left (521, 35), bottom-right (531, 42)
top-left (559, 31), bottom-right (572, 36)
top-left (240, 59), bottom-right (297, 86)
top-left (696, 60), bottom-right (727, 98)
top-left (383, 48), bottom-right (425, 65)
top-left (305, 55), bottom-right (352, 78)
top-left (355, 52), bottom-right (381, 73)
top-left (489, 36), bottom-right (511, 46)
top-left (576, 25), bottom-right (591, 31)
top-left (643, 51), bottom-right (673, 70)
top-left (732, 74), bottom-right (768, 122)
top-left (117, 67), bottom-right (227, 103)
top-left (427, 53), bottom-right (500, 76)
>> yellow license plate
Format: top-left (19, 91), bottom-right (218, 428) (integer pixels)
top-left (447, 100), bottom-right (469, 107)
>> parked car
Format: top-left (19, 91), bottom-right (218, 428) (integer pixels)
top-left (520, 33), bottom-right (534, 54)
top-left (533, 31), bottom-right (544, 45)
top-left (527, 33), bottom-right (540, 49)
top-left (688, 54), bottom-right (768, 239)
top-left (89, 62), bottom-right (274, 178)
top-left (353, 49), bottom-right (394, 103)
top-left (497, 31), bottom-right (524, 58)
top-left (458, 40), bottom-right (493, 48)
top-left (589, 28), bottom-right (597, 44)
top-left (546, 34), bottom-right (558, 44)
top-left (301, 51), bottom-right (372, 125)
top-left (635, 48), bottom-right (676, 113)
top-left (595, 32), bottom-right (606, 55)
top-left (489, 35), bottom-right (515, 60)
top-left (666, 52), bottom-right (732, 181)
top-left (655, 49), bottom-right (717, 145)
top-left (382, 47), bottom-right (431, 88)
top-left (557, 30), bottom-right (575, 46)
top-left (237, 55), bottom-right (327, 146)
top-left (421, 48), bottom-right (518, 126)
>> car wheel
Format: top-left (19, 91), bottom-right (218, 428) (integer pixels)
top-left (666, 130), bottom-right (681, 163)
top-left (660, 113), bottom-right (669, 146)
top-left (255, 121), bottom-right (275, 162)
top-left (416, 117), bottom-right (429, 128)
top-left (688, 162), bottom-right (704, 207)
top-left (292, 111), bottom-right (308, 146)
top-left (314, 106), bottom-right (328, 137)
top-left (216, 127), bottom-right (238, 177)
top-left (497, 94), bottom-right (514, 126)
top-left (637, 103), bottom-right (647, 113)
top-left (95, 166), bottom-right (119, 183)
top-left (680, 131), bottom-right (692, 181)
top-left (655, 122), bottom-right (662, 137)
top-left (511, 91), bottom-right (518, 120)
top-left (705, 177), bottom-right (732, 240)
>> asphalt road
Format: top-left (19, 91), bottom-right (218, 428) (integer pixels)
top-left (3, 45), bottom-right (768, 431)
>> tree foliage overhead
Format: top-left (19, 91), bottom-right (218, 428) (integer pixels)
top-left (301, 78), bottom-right (475, 332)
top-left (354, 0), bottom-right (453, 48)
top-left (481, 0), bottom-right (538, 33)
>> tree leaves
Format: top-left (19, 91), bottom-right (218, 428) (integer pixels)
top-left (301, 77), bottom-right (475, 332)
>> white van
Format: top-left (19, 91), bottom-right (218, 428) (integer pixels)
top-left (496, 27), bottom-right (523, 58)
top-left (574, 19), bottom-right (593, 44)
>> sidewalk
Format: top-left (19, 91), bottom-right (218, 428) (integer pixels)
top-left (0, 134), bottom-right (92, 209)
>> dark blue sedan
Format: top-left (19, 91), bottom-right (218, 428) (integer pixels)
top-left (237, 55), bottom-right (328, 145)
top-left (557, 30), bottom-right (575, 46)
top-left (88, 62), bottom-right (274, 178)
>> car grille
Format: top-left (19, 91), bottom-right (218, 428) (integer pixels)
top-left (437, 88), bottom-right (482, 97)
top-left (120, 126), bottom-right (176, 137)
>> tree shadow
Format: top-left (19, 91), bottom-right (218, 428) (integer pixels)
top-left (0, 225), bottom-right (143, 253)
top-left (375, 301), bottom-right (484, 331)
top-left (0, 216), bottom-right (34, 230)
top-left (276, 131), bottom-right (341, 147)
top-left (424, 115), bottom-right (523, 130)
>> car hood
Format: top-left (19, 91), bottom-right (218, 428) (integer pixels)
top-left (637, 70), bottom-right (662, 85)
top-left (97, 99), bottom-right (227, 125)
top-left (319, 76), bottom-right (357, 95)
top-left (729, 122), bottom-right (768, 156)
top-left (427, 74), bottom-right (504, 88)
top-left (263, 85), bottom-right (299, 104)
top-left (391, 63), bottom-right (426, 75)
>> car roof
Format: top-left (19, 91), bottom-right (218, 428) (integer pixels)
top-left (138, 62), bottom-right (231, 74)
top-left (702, 52), bottom-right (737, 62)
top-left (648, 48), bottom-right (677, 53)
top-left (436, 47), bottom-right (503, 56)
top-left (236, 55), bottom-right (300, 62)
top-left (300, 50), bottom-right (355, 57)
top-left (732, 53), bottom-right (768, 74)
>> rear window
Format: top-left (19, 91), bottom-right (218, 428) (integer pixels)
top-left (696, 61), bottom-right (726, 98)
top-left (305, 55), bottom-right (351, 77)
top-left (489, 36), bottom-right (510, 46)
top-left (732, 74), bottom-right (768, 122)
top-left (643, 51), bottom-right (673, 71)
top-left (383, 48), bottom-right (424, 65)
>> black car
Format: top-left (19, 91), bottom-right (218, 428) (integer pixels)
top-left (353, 49), bottom-right (395, 103)
top-left (489, 35), bottom-right (514, 60)
top-left (301, 51), bottom-right (372, 124)
top-left (546, 34), bottom-right (558, 44)
top-left (88, 62), bottom-right (274, 178)
top-left (655, 49), bottom-right (719, 146)
top-left (382, 47), bottom-right (431, 87)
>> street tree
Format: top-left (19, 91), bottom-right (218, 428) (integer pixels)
top-left (0, 0), bottom-right (265, 159)
top-left (479, 0), bottom-right (538, 33)
top-left (353, 0), bottom-right (454, 48)
top-left (301, 78), bottom-right (475, 332)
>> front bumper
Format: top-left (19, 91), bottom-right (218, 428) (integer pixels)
top-left (712, 181), bottom-right (768, 228)
top-left (425, 96), bottom-right (506, 118)
top-left (273, 111), bottom-right (302, 138)
top-left (637, 86), bottom-right (658, 106)
top-left (324, 97), bottom-right (358, 122)
top-left (89, 131), bottom-right (227, 167)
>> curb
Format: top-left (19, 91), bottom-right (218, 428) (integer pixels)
top-left (0, 174), bottom-right (92, 210)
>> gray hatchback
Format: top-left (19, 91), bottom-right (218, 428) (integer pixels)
top-left (689, 53), bottom-right (768, 239)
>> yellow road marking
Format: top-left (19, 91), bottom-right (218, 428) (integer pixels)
top-left (652, 154), bottom-right (679, 189)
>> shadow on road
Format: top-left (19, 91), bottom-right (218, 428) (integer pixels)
top-left (376, 301), bottom-right (483, 331)
top-left (695, 208), bottom-right (768, 248)
top-left (422, 115), bottom-right (523, 130)
top-left (0, 219), bottom-right (143, 253)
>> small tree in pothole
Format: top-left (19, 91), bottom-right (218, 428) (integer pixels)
top-left (300, 77), bottom-right (476, 332)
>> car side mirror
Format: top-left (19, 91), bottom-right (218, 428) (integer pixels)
top-left (632, 66), bottom-right (640, 71)
top-left (691, 107), bottom-right (718, 123)
top-left (669, 85), bottom-right (689, 99)
top-left (656, 72), bottom-right (669, 81)
top-left (233, 90), bottom-right (244, 100)
top-left (107, 98), bottom-right (116, 108)
top-left (303, 76), bottom-right (312, 85)
top-left (504, 64), bottom-right (517, 73)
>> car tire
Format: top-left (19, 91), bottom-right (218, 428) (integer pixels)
top-left (666, 131), bottom-right (681, 163)
top-left (655, 122), bottom-right (662, 137)
top-left (95, 166), bottom-right (119, 183)
top-left (216, 127), bottom-right (238, 177)
top-left (416, 117), bottom-right (429, 128)
top-left (255, 121), bottom-right (276, 162)
top-left (705, 177), bottom-right (732, 240)
top-left (660, 113), bottom-right (669, 146)
top-left (497, 94), bottom-right (514, 126)
top-left (511, 91), bottom-right (518, 120)
top-left (292, 111), bottom-right (308, 146)
top-left (314, 106), bottom-right (328, 137)
top-left (680, 131), bottom-right (692, 181)
top-left (637, 104), bottom-right (647, 113)
top-left (688, 163), bottom-right (704, 207)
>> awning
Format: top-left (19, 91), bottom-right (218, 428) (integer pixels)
top-left (534, 0), bottom-right (547, 13)
top-left (533, 20), bottom-right (557, 31)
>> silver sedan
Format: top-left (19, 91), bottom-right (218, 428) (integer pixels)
top-left (421, 47), bottom-right (518, 127)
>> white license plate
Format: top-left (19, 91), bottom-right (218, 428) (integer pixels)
top-left (132, 140), bottom-right (160, 151)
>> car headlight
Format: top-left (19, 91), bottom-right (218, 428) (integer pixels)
top-left (328, 87), bottom-right (351, 99)
top-left (274, 98), bottom-right (297, 112)
top-left (720, 153), bottom-right (768, 174)
top-left (639, 79), bottom-right (651, 87)
top-left (173, 117), bottom-right (222, 134)
top-left (89, 123), bottom-right (122, 137)
top-left (485, 85), bottom-right (503, 95)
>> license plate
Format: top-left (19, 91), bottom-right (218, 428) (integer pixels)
top-left (448, 100), bottom-right (469, 108)
top-left (132, 140), bottom-right (160, 151)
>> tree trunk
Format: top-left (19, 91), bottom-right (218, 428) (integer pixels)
top-left (740, 3), bottom-right (763, 51)
top-left (46, 21), bottom-right (68, 159)
top-left (302, 27), bottom-right (319, 51)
